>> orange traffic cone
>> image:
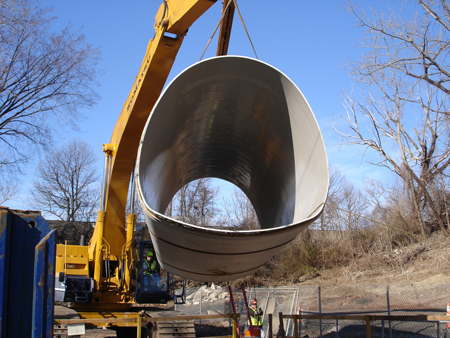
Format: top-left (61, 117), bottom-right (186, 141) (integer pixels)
top-left (446, 302), bottom-right (450, 329)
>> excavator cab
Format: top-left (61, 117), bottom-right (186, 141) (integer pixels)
top-left (135, 241), bottom-right (172, 304)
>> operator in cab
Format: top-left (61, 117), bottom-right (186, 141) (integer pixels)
top-left (248, 298), bottom-right (265, 338)
top-left (143, 251), bottom-right (161, 290)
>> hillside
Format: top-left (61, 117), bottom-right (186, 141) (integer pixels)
top-left (302, 233), bottom-right (450, 286)
top-left (225, 230), bottom-right (450, 288)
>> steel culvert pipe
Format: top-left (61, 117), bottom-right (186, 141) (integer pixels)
top-left (136, 56), bottom-right (328, 282)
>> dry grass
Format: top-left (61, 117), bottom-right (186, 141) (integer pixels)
top-left (185, 228), bottom-right (450, 288)
top-left (298, 230), bottom-right (450, 286)
top-left (234, 229), bottom-right (450, 287)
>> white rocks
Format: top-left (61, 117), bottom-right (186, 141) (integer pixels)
top-left (186, 285), bottom-right (228, 303)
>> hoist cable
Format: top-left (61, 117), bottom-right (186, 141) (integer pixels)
top-left (199, 0), bottom-right (233, 60)
top-left (200, 0), bottom-right (258, 60)
top-left (232, 0), bottom-right (258, 59)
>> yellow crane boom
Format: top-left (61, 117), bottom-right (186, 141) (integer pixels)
top-left (57, 0), bottom-right (220, 307)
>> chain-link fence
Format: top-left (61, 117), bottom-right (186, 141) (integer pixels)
top-left (175, 286), bottom-right (298, 333)
top-left (298, 283), bottom-right (450, 338)
top-left (174, 283), bottom-right (450, 338)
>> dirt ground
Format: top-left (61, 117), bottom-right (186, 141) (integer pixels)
top-left (195, 323), bottom-right (232, 337)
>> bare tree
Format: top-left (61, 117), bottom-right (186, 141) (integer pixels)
top-left (335, 0), bottom-right (450, 236)
top-left (0, 0), bottom-right (100, 175)
top-left (317, 166), bottom-right (347, 232)
top-left (30, 139), bottom-right (100, 226)
top-left (316, 167), bottom-right (368, 232)
top-left (0, 180), bottom-right (17, 205)
top-left (365, 178), bottom-right (423, 246)
top-left (427, 173), bottom-right (450, 230)
top-left (166, 178), bottom-right (219, 227)
top-left (340, 182), bottom-right (369, 232)
top-left (222, 186), bottom-right (260, 230)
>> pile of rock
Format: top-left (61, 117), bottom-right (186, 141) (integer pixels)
top-left (185, 284), bottom-right (229, 305)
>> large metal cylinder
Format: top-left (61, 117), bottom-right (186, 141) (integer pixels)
top-left (136, 56), bottom-right (328, 282)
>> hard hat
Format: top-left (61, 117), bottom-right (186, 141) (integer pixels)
top-left (146, 251), bottom-right (153, 257)
top-left (251, 298), bottom-right (257, 305)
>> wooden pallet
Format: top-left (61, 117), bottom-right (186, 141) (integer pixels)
top-left (156, 320), bottom-right (196, 338)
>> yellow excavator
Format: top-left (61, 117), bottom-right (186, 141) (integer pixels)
top-left (54, 0), bottom-right (235, 310)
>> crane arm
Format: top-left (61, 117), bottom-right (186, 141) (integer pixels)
top-left (216, 0), bottom-right (235, 56)
top-left (89, 0), bottom-right (217, 291)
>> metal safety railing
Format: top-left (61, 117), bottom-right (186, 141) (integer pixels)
top-left (54, 313), bottom-right (241, 338)
top-left (275, 312), bottom-right (450, 338)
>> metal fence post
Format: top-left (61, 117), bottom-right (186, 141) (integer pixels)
top-left (200, 288), bottom-right (202, 324)
top-left (387, 286), bottom-right (392, 338)
top-left (299, 307), bottom-right (302, 338)
top-left (286, 290), bottom-right (296, 336)
top-left (278, 312), bottom-right (285, 338)
top-left (268, 313), bottom-right (272, 338)
top-left (365, 316), bottom-right (372, 338)
top-left (319, 286), bottom-right (322, 338)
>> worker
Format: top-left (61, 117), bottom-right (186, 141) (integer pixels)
top-left (248, 298), bottom-right (265, 338)
top-left (143, 251), bottom-right (160, 290)
top-left (144, 251), bottom-right (157, 274)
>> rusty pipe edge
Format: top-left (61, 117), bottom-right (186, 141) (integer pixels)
top-left (136, 56), bottom-right (329, 282)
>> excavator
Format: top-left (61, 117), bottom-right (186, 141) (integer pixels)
top-left (54, 0), bottom-right (328, 329)
top-left (54, 0), bottom-right (236, 309)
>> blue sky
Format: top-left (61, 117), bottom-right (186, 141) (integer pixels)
top-left (8, 0), bottom-right (399, 213)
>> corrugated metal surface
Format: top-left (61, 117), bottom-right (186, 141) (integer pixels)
top-left (136, 56), bottom-right (328, 282)
top-left (0, 208), bottom-right (54, 338)
top-left (32, 229), bottom-right (56, 338)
